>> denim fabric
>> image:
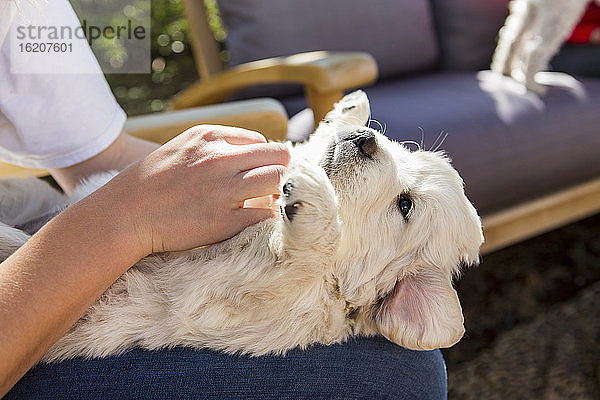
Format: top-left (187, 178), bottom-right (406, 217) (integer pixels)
top-left (7, 336), bottom-right (447, 399)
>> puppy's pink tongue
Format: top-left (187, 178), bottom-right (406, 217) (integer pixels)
top-left (243, 194), bottom-right (280, 211)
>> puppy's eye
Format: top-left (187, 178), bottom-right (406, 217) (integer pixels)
top-left (397, 196), bottom-right (412, 219)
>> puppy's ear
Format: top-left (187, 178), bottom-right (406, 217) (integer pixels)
top-left (323, 90), bottom-right (371, 127)
top-left (372, 268), bottom-right (464, 350)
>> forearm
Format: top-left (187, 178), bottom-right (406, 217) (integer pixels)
top-left (0, 188), bottom-right (146, 396)
top-left (49, 132), bottom-right (159, 193)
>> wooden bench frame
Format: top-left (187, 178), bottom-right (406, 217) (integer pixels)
top-left (480, 177), bottom-right (600, 254)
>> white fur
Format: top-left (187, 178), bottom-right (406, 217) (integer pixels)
top-left (491, 0), bottom-right (599, 93)
top-left (0, 91), bottom-right (484, 362)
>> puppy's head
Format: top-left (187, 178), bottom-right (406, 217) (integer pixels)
top-left (304, 91), bottom-right (484, 350)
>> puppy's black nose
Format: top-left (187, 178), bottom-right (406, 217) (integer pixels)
top-left (357, 136), bottom-right (377, 157)
top-left (340, 129), bottom-right (377, 157)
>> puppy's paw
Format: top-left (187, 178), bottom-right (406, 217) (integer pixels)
top-left (323, 90), bottom-right (371, 127)
top-left (278, 160), bottom-right (340, 257)
top-left (525, 79), bottom-right (548, 95)
top-left (281, 164), bottom-right (336, 220)
top-left (280, 160), bottom-right (339, 233)
top-left (281, 180), bottom-right (301, 222)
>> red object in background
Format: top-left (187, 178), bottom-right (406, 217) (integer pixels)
top-left (567, 3), bottom-right (600, 44)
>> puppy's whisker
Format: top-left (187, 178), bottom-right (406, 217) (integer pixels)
top-left (429, 130), bottom-right (443, 151)
top-left (429, 130), bottom-right (447, 152)
top-left (432, 131), bottom-right (449, 152)
top-left (418, 127), bottom-right (425, 150)
top-left (400, 140), bottom-right (422, 152)
top-left (368, 119), bottom-right (384, 133)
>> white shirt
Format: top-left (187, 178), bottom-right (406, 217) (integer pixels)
top-left (0, 0), bottom-right (126, 169)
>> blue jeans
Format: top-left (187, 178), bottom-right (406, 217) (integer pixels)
top-left (6, 336), bottom-right (447, 399)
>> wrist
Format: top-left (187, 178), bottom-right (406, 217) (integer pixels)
top-left (70, 174), bottom-right (153, 264)
top-left (50, 132), bottom-right (159, 194)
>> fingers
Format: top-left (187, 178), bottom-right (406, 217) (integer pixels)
top-left (230, 142), bottom-right (291, 171)
top-left (198, 125), bottom-right (268, 145)
top-left (176, 126), bottom-right (288, 169)
top-left (235, 165), bottom-right (286, 200)
top-left (233, 207), bottom-right (278, 228)
top-left (243, 196), bottom-right (277, 210)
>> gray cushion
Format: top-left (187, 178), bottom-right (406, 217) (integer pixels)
top-left (430, 0), bottom-right (510, 71)
top-left (217, 0), bottom-right (439, 79)
top-left (283, 73), bottom-right (600, 215)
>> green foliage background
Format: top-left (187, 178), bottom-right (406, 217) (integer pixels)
top-left (104, 0), bottom-right (224, 116)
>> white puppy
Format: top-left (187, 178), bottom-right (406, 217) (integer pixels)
top-left (0, 91), bottom-right (483, 362)
top-left (491, 0), bottom-right (599, 93)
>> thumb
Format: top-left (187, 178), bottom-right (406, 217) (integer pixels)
top-left (234, 207), bottom-right (278, 229)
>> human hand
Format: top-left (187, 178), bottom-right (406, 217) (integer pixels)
top-left (85, 125), bottom-right (290, 255)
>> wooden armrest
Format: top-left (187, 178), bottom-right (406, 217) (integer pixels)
top-left (171, 51), bottom-right (378, 123)
top-left (0, 162), bottom-right (46, 178)
top-left (126, 98), bottom-right (288, 143)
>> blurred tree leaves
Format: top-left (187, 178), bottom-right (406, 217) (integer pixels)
top-left (105, 0), bottom-right (199, 115)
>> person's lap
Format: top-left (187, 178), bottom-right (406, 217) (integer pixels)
top-left (6, 336), bottom-right (447, 399)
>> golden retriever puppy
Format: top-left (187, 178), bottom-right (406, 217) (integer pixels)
top-left (0, 91), bottom-right (483, 362)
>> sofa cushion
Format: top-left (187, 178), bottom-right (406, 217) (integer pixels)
top-left (430, 0), bottom-right (510, 71)
top-left (216, 0), bottom-right (439, 80)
